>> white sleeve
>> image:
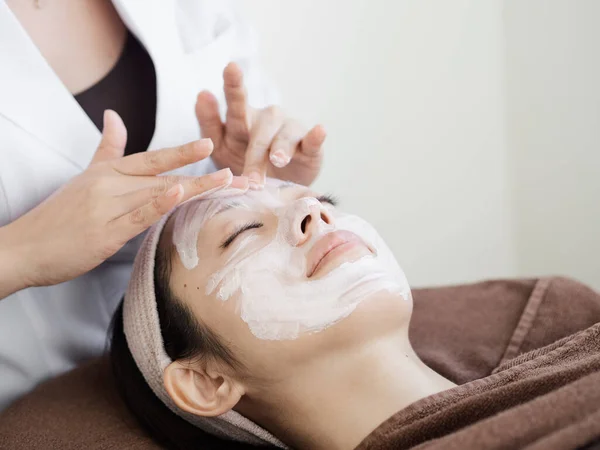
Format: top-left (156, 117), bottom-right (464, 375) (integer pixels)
top-left (175, 0), bottom-right (280, 109)
top-left (227, 3), bottom-right (281, 109)
top-left (172, 0), bottom-right (280, 177)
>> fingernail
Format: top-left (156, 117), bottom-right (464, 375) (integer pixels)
top-left (198, 138), bottom-right (214, 152)
top-left (248, 171), bottom-right (265, 190)
top-left (166, 184), bottom-right (183, 198)
top-left (102, 110), bottom-right (114, 131)
top-left (270, 150), bottom-right (290, 168)
top-left (233, 176), bottom-right (250, 190)
top-left (213, 168), bottom-right (233, 183)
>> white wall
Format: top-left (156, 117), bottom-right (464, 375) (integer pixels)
top-left (238, 1), bottom-right (599, 290)
top-left (238, 0), bottom-right (515, 288)
top-left (241, 0), bottom-right (514, 285)
top-left (505, 0), bottom-right (600, 290)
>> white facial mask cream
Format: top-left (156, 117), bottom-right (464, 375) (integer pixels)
top-left (172, 184), bottom-right (410, 341)
top-left (172, 187), bottom-right (248, 269)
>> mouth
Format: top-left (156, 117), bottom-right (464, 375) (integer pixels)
top-left (306, 230), bottom-right (371, 278)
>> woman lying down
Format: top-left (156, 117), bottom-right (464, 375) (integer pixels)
top-left (110, 179), bottom-right (600, 450)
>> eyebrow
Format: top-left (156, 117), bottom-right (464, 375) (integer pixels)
top-left (211, 201), bottom-right (242, 218)
top-left (210, 185), bottom-right (296, 216)
top-left (207, 184), bottom-right (305, 223)
top-left (213, 203), bottom-right (234, 217)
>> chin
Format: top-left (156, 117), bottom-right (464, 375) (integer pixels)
top-left (257, 290), bottom-right (412, 374)
top-left (313, 290), bottom-right (413, 352)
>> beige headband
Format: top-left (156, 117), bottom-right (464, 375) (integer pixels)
top-left (123, 210), bottom-right (287, 448)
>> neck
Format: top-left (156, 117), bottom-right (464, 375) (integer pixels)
top-left (249, 332), bottom-right (456, 450)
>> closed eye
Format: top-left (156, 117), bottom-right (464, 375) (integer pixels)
top-left (316, 194), bottom-right (338, 206)
top-left (220, 221), bottom-right (264, 249)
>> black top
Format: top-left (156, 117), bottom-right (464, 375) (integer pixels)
top-left (75, 31), bottom-right (157, 156)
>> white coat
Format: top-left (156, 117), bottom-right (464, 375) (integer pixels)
top-left (0, 0), bottom-right (276, 410)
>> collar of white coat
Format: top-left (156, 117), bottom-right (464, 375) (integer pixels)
top-left (0, 0), bottom-right (183, 170)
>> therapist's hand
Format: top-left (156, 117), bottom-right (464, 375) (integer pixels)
top-left (196, 62), bottom-right (326, 188)
top-left (1, 110), bottom-right (246, 292)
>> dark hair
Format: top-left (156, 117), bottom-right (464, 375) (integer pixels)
top-left (109, 231), bottom-right (272, 449)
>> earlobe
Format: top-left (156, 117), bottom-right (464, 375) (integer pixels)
top-left (164, 360), bottom-right (244, 417)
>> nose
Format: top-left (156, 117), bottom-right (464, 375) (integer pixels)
top-left (292, 200), bottom-right (334, 246)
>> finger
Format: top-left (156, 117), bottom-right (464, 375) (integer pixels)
top-left (113, 139), bottom-right (214, 176)
top-left (114, 172), bottom-right (248, 194)
top-left (229, 175), bottom-right (250, 190)
top-left (112, 183), bottom-right (185, 240)
top-left (242, 107), bottom-right (285, 188)
top-left (223, 62), bottom-right (250, 146)
top-left (172, 168), bottom-right (235, 202)
top-left (196, 91), bottom-right (224, 149)
top-left (300, 125), bottom-right (327, 156)
top-left (268, 119), bottom-right (306, 168)
top-left (91, 110), bottom-right (127, 165)
top-left (112, 169), bottom-right (236, 219)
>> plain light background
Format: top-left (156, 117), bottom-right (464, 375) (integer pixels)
top-left (237, 0), bottom-right (600, 290)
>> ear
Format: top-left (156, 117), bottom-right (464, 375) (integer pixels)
top-left (164, 360), bottom-right (244, 417)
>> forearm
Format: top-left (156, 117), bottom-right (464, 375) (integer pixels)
top-left (0, 223), bottom-right (29, 300)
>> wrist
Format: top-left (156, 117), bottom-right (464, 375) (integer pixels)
top-left (0, 222), bottom-right (32, 298)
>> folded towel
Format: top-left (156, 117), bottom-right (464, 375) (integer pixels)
top-left (357, 321), bottom-right (600, 450)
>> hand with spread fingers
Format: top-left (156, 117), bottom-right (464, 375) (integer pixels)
top-left (0, 110), bottom-right (248, 297)
top-left (196, 62), bottom-right (326, 188)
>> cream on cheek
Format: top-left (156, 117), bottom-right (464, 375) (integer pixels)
top-left (172, 188), bottom-right (411, 341)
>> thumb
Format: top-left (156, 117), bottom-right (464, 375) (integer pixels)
top-left (91, 110), bottom-right (127, 165)
top-left (196, 91), bottom-right (224, 150)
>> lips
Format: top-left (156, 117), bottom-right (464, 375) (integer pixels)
top-left (306, 230), bottom-right (368, 277)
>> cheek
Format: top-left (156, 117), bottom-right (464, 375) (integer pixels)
top-left (335, 213), bottom-right (402, 266)
top-left (173, 259), bottom-right (213, 293)
top-left (206, 231), bottom-right (301, 302)
top-left (238, 334), bottom-right (320, 382)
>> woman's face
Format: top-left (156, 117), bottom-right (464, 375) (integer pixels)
top-left (166, 180), bottom-right (412, 381)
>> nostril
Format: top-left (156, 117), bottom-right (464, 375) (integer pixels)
top-left (321, 212), bottom-right (330, 224)
top-left (301, 215), bottom-right (311, 234)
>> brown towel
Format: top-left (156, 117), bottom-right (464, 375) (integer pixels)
top-left (357, 321), bottom-right (600, 450)
top-left (1, 277), bottom-right (599, 449)
top-left (409, 277), bottom-right (600, 384)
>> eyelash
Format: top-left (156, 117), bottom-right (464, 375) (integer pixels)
top-left (316, 194), bottom-right (338, 206)
top-left (219, 195), bottom-right (338, 249)
top-left (220, 221), bottom-right (264, 249)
